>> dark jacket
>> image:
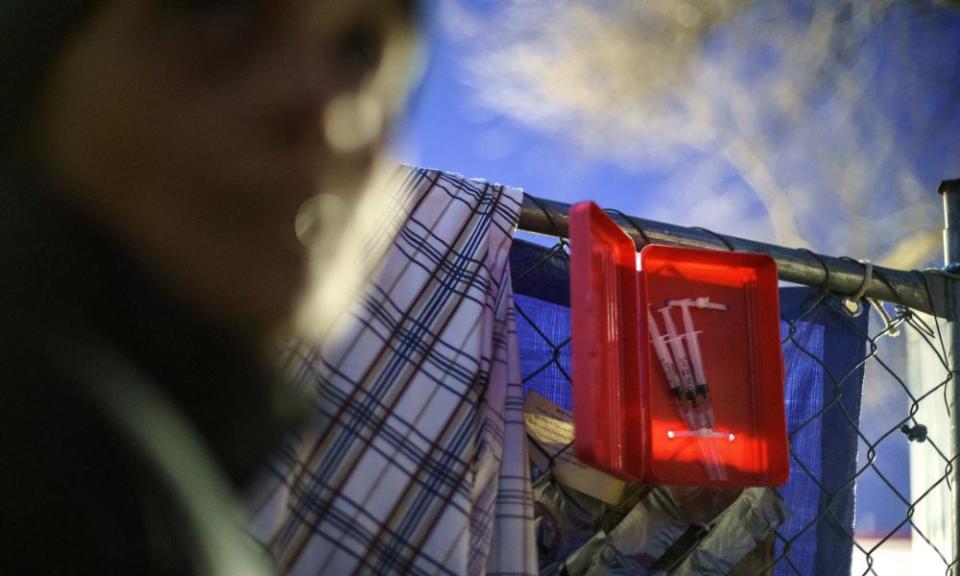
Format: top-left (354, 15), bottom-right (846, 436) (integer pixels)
top-left (0, 166), bottom-right (299, 574)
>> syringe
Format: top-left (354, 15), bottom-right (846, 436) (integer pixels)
top-left (647, 308), bottom-right (684, 396)
top-left (653, 306), bottom-right (725, 480)
top-left (667, 298), bottom-right (729, 424)
top-left (665, 298), bottom-right (730, 480)
top-left (647, 308), bottom-right (701, 433)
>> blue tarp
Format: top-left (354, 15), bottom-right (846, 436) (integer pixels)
top-left (510, 239), bottom-right (868, 575)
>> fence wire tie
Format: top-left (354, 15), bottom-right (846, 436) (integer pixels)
top-left (869, 298), bottom-right (901, 337)
top-left (843, 259), bottom-right (873, 317)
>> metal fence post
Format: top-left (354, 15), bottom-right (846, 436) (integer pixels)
top-left (940, 178), bottom-right (960, 569)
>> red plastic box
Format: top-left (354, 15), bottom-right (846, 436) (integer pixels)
top-left (570, 201), bottom-right (788, 486)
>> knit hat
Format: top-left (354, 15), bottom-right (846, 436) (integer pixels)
top-left (0, 1), bottom-right (97, 152)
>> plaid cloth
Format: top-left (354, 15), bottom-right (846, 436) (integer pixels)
top-left (250, 166), bottom-right (536, 575)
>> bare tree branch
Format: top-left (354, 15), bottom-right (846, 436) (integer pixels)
top-left (445, 0), bottom-right (960, 268)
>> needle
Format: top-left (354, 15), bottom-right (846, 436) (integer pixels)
top-left (663, 299), bottom-right (730, 480)
top-left (653, 306), bottom-right (725, 480)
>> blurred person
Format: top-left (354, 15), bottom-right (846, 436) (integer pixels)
top-left (0, 1), bottom-right (419, 574)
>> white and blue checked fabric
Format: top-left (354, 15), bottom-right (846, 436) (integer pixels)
top-left (250, 166), bottom-right (536, 575)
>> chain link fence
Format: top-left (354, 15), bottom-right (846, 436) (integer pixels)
top-left (511, 194), bottom-right (958, 575)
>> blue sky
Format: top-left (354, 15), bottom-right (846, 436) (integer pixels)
top-left (395, 1), bottom-right (960, 257)
top-left (391, 3), bottom-right (673, 215)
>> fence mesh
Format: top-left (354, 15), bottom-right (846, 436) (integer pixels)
top-left (511, 199), bottom-right (957, 576)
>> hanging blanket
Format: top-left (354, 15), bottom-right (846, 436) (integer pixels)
top-left (250, 166), bottom-right (536, 576)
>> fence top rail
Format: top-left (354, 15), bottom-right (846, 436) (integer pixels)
top-left (519, 194), bottom-right (950, 319)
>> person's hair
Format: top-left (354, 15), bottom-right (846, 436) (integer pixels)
top-left (0, 1), bottom-right (98, 158)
